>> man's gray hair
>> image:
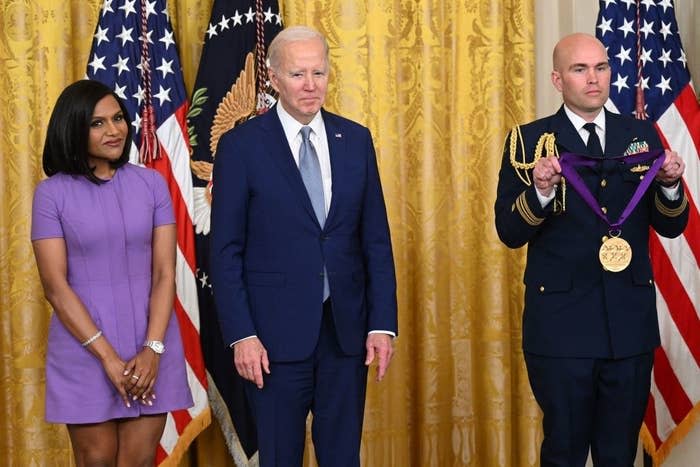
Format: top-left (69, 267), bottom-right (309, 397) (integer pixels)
top-left (267, 26), bottom-right (330, 71)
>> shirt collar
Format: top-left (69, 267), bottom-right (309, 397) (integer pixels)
top-left (276, 102), bottom-right (324, 142)
top-left (563, 104), bottom-right (606, 134)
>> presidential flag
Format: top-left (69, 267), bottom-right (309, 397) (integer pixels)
top-left (596, 0), bottom-right (700, 464)
top-left (187, 1), bottom-right (282, 464)
top-left (86, 1), bottom-right (210, 464)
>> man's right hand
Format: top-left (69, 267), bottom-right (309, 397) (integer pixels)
top-left (233, 337), bottom-right (270, 389)
top-left (533, 155), bottom-right (562, 197)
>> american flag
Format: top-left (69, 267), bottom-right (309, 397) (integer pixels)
top-left (86, 0), bottom-right (210, 464)
top-left (597, 0), bottom-right (700, 464)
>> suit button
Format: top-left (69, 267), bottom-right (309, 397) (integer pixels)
top-left (539, 286), bottom-right (545, 292)
top-left (640, 175), bottom-right (644, 180)
top-left (602, 235), bottom-right (609, 243)
top-left (601, 206), bottom-right (607, 214)
top-left (600, 179), bottom-right (607, 188)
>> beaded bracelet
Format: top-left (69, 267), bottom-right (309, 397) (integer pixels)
top-left (81, 330), bottom-right (103, 347)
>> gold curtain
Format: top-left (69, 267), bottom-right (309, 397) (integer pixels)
top-left (0, 1), bottom-right (540, 466)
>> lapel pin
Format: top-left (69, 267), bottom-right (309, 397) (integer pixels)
top-left (335, 133), bottom-right (342, 138)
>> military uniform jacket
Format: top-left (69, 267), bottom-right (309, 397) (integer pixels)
top-left (495, 106), bottom-right (689, 359)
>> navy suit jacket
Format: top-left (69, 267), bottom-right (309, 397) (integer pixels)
top-left (210, 107), bottom-right (398, 362)
top-left (495, 106), bottom-right (688, 359)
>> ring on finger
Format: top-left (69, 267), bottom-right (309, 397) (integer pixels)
top-left (131, 374), bottom-right (140, 380)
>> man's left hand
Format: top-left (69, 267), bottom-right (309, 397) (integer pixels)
top-left (657, 149), bottom-right (685, 187)
top-left (365, 333), bottom-right (394, 382)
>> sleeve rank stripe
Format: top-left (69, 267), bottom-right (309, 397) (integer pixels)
top-left (655, 192), bottom-right (688, 218)
top-left (515, 192), bottom-right (544, 226)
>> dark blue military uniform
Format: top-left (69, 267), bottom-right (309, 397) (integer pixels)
top-left (495, 106), bottom-right (689, 466)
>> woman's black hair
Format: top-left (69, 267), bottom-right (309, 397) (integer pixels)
top-left (42, 79), bottom-right (132, 184)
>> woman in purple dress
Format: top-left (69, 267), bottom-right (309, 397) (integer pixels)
top-left (31, 80), bottom-right (193, 466)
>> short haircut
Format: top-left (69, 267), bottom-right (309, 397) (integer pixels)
top-left (42, 79), bottom-right (132, 184)
top-left (267, 25), bottom-right (329, 71)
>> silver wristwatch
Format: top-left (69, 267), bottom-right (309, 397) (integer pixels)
top-left (143, 340), bottom-right (165, 354)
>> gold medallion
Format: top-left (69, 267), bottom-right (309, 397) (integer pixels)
top-left (599, 236), bottom-right (632, 272)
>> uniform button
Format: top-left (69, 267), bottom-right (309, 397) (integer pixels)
top-left (539, 286), bottom-right (545, 292)
top-left (602, 235), bottom-right (609, 243)
top-left (600, 179), bottom-right (607, 188)
top-left (601, 206), bottom-right (607, 214)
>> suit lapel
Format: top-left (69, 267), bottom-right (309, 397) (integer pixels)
top-left (551, 106), bottom-right (589, 155)
top-left (260, 108), bottom-right (322, 227)
top-left (323, 110), bottom-right (345, 228)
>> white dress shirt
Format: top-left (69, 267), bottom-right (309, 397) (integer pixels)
top-left (276, 103), bottom-right (333, 214)
top-left (564, 105), bottom-right (606, 154)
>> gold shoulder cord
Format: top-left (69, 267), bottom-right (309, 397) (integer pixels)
top-left (508, 126), bottom-right (534, 185)
top-left (508, 126), bottom-right (566, 212)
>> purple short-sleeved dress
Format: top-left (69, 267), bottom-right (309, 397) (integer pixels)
top-left (31, 163), bottom-right (193, 424)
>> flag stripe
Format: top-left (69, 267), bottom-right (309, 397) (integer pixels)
top-left (650, 235), bottom-right (700, 364)
top-left (657, 228), bottom-right (700, 318)
top-left (645, 392), bottom-right (663, 447)
top-left (176, 247), bottom-right (201, 329)
top-left (651, 345), bottom-right (692, 424)
top-left (156, 445), bottom-right (168, 463)
top-left (657, 102), bottom-right (700, 205)
top-left (174, 296), bottom-right (208, 387)
top-left (650, 375), bottom-right (675, 440)
top-left (159, 414), bottom-right (178, 455)
top-left (150, 138), bottom-right (197, 271)
top-left (673, 85), bottom-right (700, 151)
top-left (185, 361), bottom-right (210, 413)
top-left (673, 197), bottom-right (700, 268)
top-left (158, 107), bottom-right (197, 217)
top-left (172, 408), bottom-right (194, 435)
top-left (656, 292), bottom-right (700, 401)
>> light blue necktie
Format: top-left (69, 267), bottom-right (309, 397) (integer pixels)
top-left (299, 126), bottom-right (330, 301)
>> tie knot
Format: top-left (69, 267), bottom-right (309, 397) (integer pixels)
top-left (300, 126), bottom-right (312, 141)
top-left (583, 122), bottom-right (597, 134)
top-left (583, 122), bottom-right (603, 156)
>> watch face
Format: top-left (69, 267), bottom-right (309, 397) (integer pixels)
top-left (146, 340), bottom-right (165, 354)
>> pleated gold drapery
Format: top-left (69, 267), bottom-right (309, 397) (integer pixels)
top-left (0, 1), bottom-right (540, 465)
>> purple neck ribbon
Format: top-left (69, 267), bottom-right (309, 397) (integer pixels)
top-left (558, 150), bottom-right (666, 230)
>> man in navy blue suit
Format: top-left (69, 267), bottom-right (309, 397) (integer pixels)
top-left (495, 33), bottom-right (688, 466)
top-left (210, 26), bottom-right (397, 467)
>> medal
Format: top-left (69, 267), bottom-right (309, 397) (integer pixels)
top-left (599, 234), bottom-right (632, 272)
top-left (558, 149), bottom-right (665, 273)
